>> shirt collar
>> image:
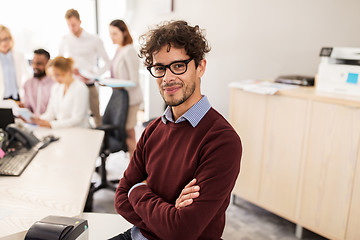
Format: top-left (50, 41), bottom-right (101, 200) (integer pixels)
top-left (71, 29), bottom-right (87, 39)
top-left (161, 95), bottom-right (211, 128)
top-left (0, 50), bottom-right (12, 58)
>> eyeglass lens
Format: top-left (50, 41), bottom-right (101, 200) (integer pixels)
top-left (149, 59), bottom-right (191, 78)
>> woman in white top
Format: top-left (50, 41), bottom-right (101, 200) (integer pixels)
top-left (0, 25), bottom-right (30, 101)
top-left (109, 19), bottom-right (143, 157)
top-left (31, 56), bottom-right (90, 129)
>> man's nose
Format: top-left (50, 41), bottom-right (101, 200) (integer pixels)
top-left (162, 67), bottom-right (175, 83)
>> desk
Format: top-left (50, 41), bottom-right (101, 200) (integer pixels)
top-left (0, 127), bottom-right (104, 239)
top-left (81, 213), bottom-right (132, 239)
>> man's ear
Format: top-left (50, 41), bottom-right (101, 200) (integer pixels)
top-left (197, 59), bottom-right (206, 78)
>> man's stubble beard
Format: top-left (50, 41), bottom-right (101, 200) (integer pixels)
top-left (160, 81), bottom-right (196, 107)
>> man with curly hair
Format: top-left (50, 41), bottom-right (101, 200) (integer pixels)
top-left (112, 20), bottom-right (242, 240)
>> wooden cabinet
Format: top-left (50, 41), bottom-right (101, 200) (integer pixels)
top-left (347, 145), bottom-right (360, 240)
top-left (229, 89), bottom-right (266, 202)
top-left (298, 102), bottom-right (360, 239)
top-left (229, 87), bottom-right (360, 240)
top-left (259, 96), bottom-right (308, 221)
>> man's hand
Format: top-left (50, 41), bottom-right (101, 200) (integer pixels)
top-left (17, 102), bottom-right (25, 108)
top-left (72, 68), bottom-right (81, 76)
top-left (175, 178), bottom-right (200, 209)
top-left (73, 68), bottom-right (90, 84)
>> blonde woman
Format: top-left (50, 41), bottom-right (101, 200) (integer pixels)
top-left (31, 56), bottom-right (90, 129)
top-left (0, 25), bottom-right (30, 101)
top-left (109, 19), bottom-right (143, 157)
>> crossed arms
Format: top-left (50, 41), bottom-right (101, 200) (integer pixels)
top-left (114, 128), bottom-right (242, 240)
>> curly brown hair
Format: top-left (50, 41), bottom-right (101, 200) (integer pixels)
top-left (139, 20), bottom-right (210, 67)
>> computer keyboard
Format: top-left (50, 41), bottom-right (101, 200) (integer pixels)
top-left (0, 147), bottom-right (38, 176)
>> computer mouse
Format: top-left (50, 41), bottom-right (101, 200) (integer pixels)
top-left (39, 135), bottom-right (60, 149)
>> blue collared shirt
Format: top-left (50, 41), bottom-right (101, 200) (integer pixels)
top-left (0, 51), bottom-right (19, 100)
top-left (130, 96), bottom-right (212, 240)
top-left (161, 95), bottom-right (212, 127)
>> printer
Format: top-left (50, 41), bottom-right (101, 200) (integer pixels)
top-left (316, 47), bottom-right (360, 97)
top-left (25, 215), bottom-right (88, 240)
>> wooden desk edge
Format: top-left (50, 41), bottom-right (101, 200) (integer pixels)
top-left (230, 87), bottom-right (360, 108)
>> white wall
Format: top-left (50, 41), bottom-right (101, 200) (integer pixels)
top-left (127, 0), bottom-right (360, 118)
top-left (0, 0), bottom-right (97, 59)
top-left (2, 0), bottom-right (360, 118)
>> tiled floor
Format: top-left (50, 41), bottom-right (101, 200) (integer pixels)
top-left (224, 198), bottom-right (328, 240)
top-left (89, 149), bottom-right (328, 240)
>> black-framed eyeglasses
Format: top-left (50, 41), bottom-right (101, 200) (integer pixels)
top-left (147, 58), bottom-right (193, 78)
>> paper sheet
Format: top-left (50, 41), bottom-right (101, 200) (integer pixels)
top-left (13, 108), bottom-right (34, 122)
top-left (229, 80), bottom-right (298, 95)
top-left (98, 78), bottom-right (136, 88)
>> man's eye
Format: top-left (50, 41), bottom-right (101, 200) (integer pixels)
top-left (154, 66), bottom-right (165, 71)
top-left (173, 63), bottom-right (185, 69)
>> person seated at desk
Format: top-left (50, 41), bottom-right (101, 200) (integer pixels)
top-left (0, 25), bottom-right (30, 102)
top-left (22, 49), bottom-right (55, 115)
top-left (30, 56), bottom-right (90, 129)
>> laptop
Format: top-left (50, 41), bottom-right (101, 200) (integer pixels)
top-left (0, 108), bottom-right (15, 130)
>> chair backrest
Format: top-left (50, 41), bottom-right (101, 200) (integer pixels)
top-left (102, 89), bottom-right (129, 152)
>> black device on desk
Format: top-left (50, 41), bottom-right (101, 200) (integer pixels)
top-left (0, 107), bottom-right (60, 175)
top-left (6, 124), bottom-right (40, 149)
top-left (0, 108), bottom-right (15, 129)
top-left (0, 124), bottom-right (40, 176)
top-left (275, 75), bottom-right (315, 86)
top-left (25, 215), bottom-right (88, 240)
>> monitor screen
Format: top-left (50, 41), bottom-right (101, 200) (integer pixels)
top-left (0, 108), bottom-right (15, 130)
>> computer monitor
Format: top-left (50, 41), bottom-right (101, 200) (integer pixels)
top-left (0, 108), bottom-right (15, 130)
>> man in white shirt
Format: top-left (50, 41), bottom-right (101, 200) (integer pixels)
top-left (59, 8), bottom-right (110, 127)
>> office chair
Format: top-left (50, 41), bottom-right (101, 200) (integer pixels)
top-left (86, 88), bottom-right (129, 210)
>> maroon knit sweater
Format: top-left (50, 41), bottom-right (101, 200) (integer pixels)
top-left (115, 108), bottom-right (242, 240)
